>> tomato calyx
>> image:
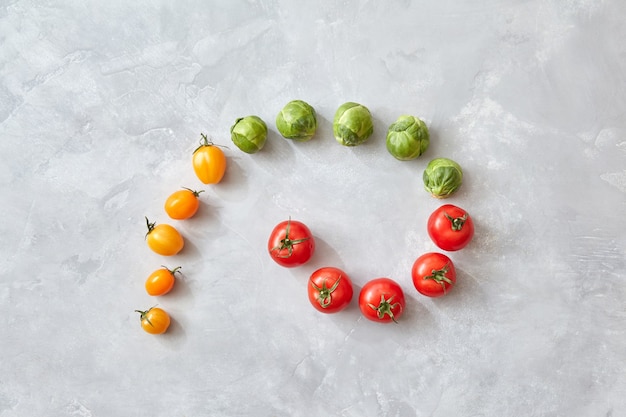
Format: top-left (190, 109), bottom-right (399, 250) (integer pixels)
top-left (423, 263), bottom-right (453, 293)
top-left (162, 265), bottom-right (182, 275)
top-left (367, 295), bottom-right (401, 323)
top-left (270, 218), bottom-right (310, 259)
top-left (444, 212), bottom-right (468, 231)
top-left (182, 187), bottom-right (204, 198)
top-left (145, 216), bottom-right (156, 238)
top-left (311, 276), bottom-right (342, 308)
top-left (135, 306), bottom-right (157, 328)
top-left (194, 133), bottom-right (228, 153)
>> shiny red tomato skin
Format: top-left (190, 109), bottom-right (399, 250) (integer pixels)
top-left (358, 278), bottom-right (405, 323)
top-left (427, 204), bottom-right (474, 251)
top-left (308, 267), bottom-right (354, 314)
top-left (267, 219), bottom-right (315, 268)
top-left (411, 252), bottom-right (456, 297)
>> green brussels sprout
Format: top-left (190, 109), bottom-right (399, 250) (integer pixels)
top-left (386, 115), bottom-right (430, 160)
top-left (275, 100), bottom-right (317, 142)
top-left (230, 115), bottom-right (268, 154)
top-left (333, 102), bottom-right (374, 146)
top-left (423, 157), bottom-right (463, 198)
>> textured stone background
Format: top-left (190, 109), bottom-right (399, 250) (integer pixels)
top-left (1, 1), bottom-right (625, 416)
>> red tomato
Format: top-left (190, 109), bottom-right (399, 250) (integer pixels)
top-left (411, 252), bottom-right (456, 297)
top-left (427, 204), bottom-right (474, 251)
top-left (308, 267), bottom-right (354, 314)
top-left (358, 278), bottom-right (405, 323)
top-left (267, 219), bottom-right (315, 267)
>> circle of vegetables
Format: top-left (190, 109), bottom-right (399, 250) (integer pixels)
top-left (134, 100), bottom-right (471, 334)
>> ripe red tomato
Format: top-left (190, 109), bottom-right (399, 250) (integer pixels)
top-left (164, 188), bottom-right (203, 220)
top-left (358, 278), bottom-right (405, 323)
top-left (411, 252), bottom-right (456, 297)
top-left (308, 267), bottom-right (353, 314)
top-left (427, 204), bottom-right (474, 251)
top-left (267, 219), bottom-right (315, 267)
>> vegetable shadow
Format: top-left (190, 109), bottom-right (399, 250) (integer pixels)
top-left (287, 235), bottom-right (345, 289)
top-left (323, 292), bottom-right (364, 333)
top-left (156, 316), bottom-right (187, 350)
top-left (428, 266), bottom-right (484, 308)
top-left (364, 113), bottom-right (386, 147)
top-left (308, 235), bottom-right (344, 268)
top-left (248, 127), bottom-right (298, 173)
top-left (162, 270), bottom-right (195, 306)
top-left (309, 113), bottom-right (335, 149)
top-left (173, 234), bottom-right (202, 261)
top-left (420, 124), bottom-right (442, 159)
top-left (340, 112), bottom-right (390, 167)
top-left (212, 155), bottom-right (250, 202)
top-left (178, 199), bottom-right (221, 235)
top-left (346, 293), bottom-right (435, 345)
top-left (399, 293), bottom-right (430, 324)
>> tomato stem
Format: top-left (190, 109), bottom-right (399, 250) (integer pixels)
top-left (145, 217), bottom-right (156, 238)
top-left (367, 295), bottom-right (401, 323)
top-left (135, 308), bottom-right (154, 327)
top-left (270, 218), bottom-right (310, 259)
top-left (311, 276), bottom-right (342, 308)
top-left (444, 212), bottom-right (468, 231)
top-left (162, 265), bottom-right (182, 275)
top-left (194, 133), bottom-right (229, 153)
top-left (182, 187), bottom-right (205, 197)
top-left (423, 263), bottom-right (453, 293)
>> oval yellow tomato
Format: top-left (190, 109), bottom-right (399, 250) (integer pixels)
top-left (193, 133), bottom-right (226, 184)
top-left (145, 217), bottom-right (184, 256)
top-left (145, 266), bottom-right (181, 296)
top-left (164, 188), bottom-right (203, 220)
top-left (136, 307), bottom-right (171, 334)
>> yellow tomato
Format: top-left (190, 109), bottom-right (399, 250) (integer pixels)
top-left (193, 133), bottom-right (226, 184)
top-left (164, 188), bottom-right (203, 220)
top-left (145, 266), bottom-right (180, 296)
top-left (136, 307), bottom-right (171, 334)
top-left (145, 217), bottom-right (184, 256)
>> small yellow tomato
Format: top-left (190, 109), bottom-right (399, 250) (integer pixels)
top-left (164, 188), bottom-right (203, 220)
top-left (136, 307), bottom-right (171, 334)
top-left (145, 266), bottom-right (180, 296)
top-left (193, 133), bottom-right (226, 184)
top-left (145, 217), bottom-right (184, 256)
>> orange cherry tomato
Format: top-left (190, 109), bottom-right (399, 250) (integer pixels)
top-left (164, 188), bottom-right (204, 220)
top-left (192, 133), bottom-right (226, 184)
top-left (145, 217), bottom-right (184, 256)
top-left (145, 266), bottom-right (181, 296)
top-left (136, 307), bottom-right (171, 334)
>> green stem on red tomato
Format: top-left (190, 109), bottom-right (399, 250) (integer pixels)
top-left (423, 263), bottom-right (453, 293)
top-left (275, 236), bottom-right (310, 258)
top-left (368, 295), bottom-right (401, 324)
top-left (444, 212), bottom-right (468, 231)
top-left (271, 218), bottom-right (310, 258)
top-left (311, 277), bottom-right (342, 308)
